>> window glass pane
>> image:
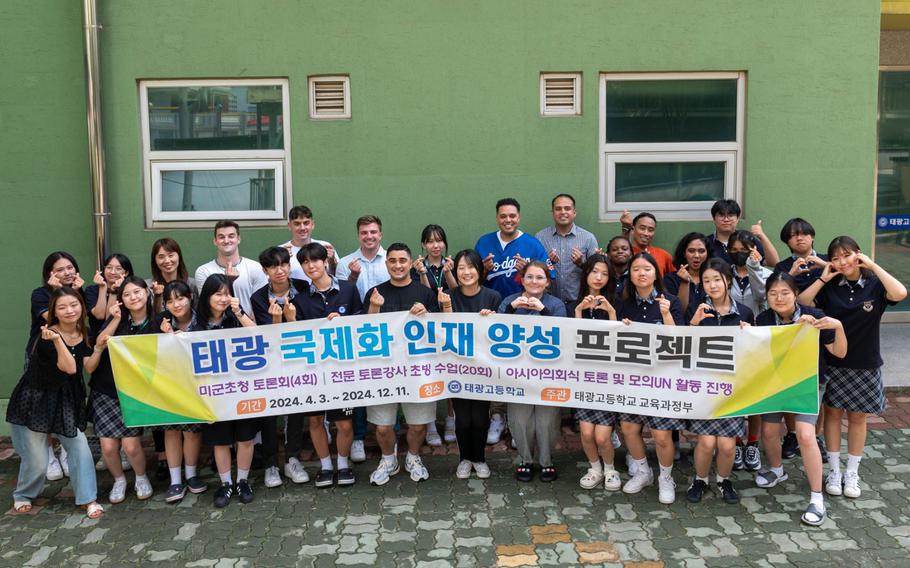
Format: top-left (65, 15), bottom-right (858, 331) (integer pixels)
top-left (615, 162), bottom-right (725, 203)
top-left (148, 85), bottom-right (284, 151)
top-left (606, 79), bottom-right (737, 143)
top-left (161, 169), bottom-right (275, 212)
top-left (875, 71), bottom-right (910, 311)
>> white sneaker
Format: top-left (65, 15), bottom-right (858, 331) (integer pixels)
top-left (626, 453), bottom-right (638, 476)
top-left (405, 453), bottom-right (430, 482)
top-left (604, 469), bottom-right (622, 491)
top-left (843, 471), bottom-right (861, 498)
top-left (109, 478), bottom-right (128, 504)
top-left (264, 466), bottom-right (283, 488)
top-left (59, 447), bottom-right (70, 478)
top-left (486, 414), bottom-right (505, 444)
top-left (351, 440), bottom-right (366, 463)
top-left (456, 460), bottom-right (473, 479)
top-left (95, 457), bottom-right (107, 471)
top-left (46, 455), bottom-right (64, 481)
top-left (473, 462), bottom-right (491, 479)
top-left (120, 448), bottom-right (132, 471)
top-left (135, 477), bottom-right (153, 500)
top-left (284, 458), bottom-right (310, 484)
top-left (825, 470), bottom-right (843, 496)
top-left (612, 432), bottom-right (621, 449)
top-left (622, 466), bottom-right (653, 494)
top-left (426, 423), bottom-right (442, 447)
top-left (444, 417), bottom-right (457, 443)
top-left (579, 468), bottom-right (605, 490)
top-left (658, 475), bottom-right (676, 504)
top-left (369, 456), bottom-right (400, 486)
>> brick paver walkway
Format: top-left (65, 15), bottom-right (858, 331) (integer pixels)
top-left (1, 391), bottom-right (909, 567)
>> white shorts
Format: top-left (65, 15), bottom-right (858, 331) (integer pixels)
top-left (367, 402), bottom-right (437, 426)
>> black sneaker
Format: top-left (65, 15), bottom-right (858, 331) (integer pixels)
top-left (539, 466), bottom-right (557, 483)
top-left (781, 431), bottom-right (800, 459)
top-left (155, 461), bottom-right (169, 481)
top-left (733, 443), bottom-right (745, 470)
top-left (718, 479), bottom-right (739, 504)
top-left (744, 442), bottom-right (762, 471)
top-left (687, 479), bottom-right (708, 503)
top-left (515, 463), bottom-right (533, 482)
top-left (186, 476), bottom-right (208, 494)
top-left (315, 469), bottom-right (335, 488)
top-left (214, 482), bottom-right (233, 508)
top-left (165, 483), bottom-right (186, 503)
top-left (816, 436), bottom-right (828, 464)
top-left (336, 468), bottom-right (355, 486)
top-left (236, 479), bottom-right (254, 504)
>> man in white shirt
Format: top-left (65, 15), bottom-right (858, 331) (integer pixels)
top-left (335, 215), bottom-right (390, 301)
top-left (195, 220), bottom-right (268, 315)
top-left (280, 205), bottom-right (340, 281)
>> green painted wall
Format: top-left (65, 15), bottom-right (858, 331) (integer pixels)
top-left (0, 1), bottom-right (881, 402)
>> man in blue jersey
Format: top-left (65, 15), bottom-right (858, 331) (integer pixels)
top-left (474, 198), bottom-right (549, 299)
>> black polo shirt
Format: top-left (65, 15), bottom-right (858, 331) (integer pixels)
top-left (364, 279), bottom-right (440, 314)
top-left (705, 233), bottom-right (765, 265)
top-left (663, 273), bottom-right (707, 311)
top-left (774, 253), bottom-right (829, 292)
top-left (756, 304), bottom-right (835, 380)
top-left (615, 290), bottom-right (684, 325)
top-left (293, 278), bottom-right (363, 320)
top-left (686, 298), bottom-right (754, 327)
top-left (250, 279), bottom-right (308, 326)
top-left (90, 314), bottom-right (158, 397)
top-left (814, 274), bottom-right (896, 369)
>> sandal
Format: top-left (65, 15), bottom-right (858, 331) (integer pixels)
top-left (85, 502), bottom-right (104, 520)
top-left (13, 501), bottom-right (32, 513)
top-left (755, 468), bottom-right (788, 488)
top-left (539, 466), bottom-right (558, 483)
top-left (800, 502), bottom-right (825, 527)
top-left (515, 463), bottom-right (533, 482)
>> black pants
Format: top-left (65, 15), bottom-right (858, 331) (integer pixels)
top-left (453, 398), bottom-right (490, 463)
top-left (153, 429), bottom-right (165, 453)
top-left (260, 416), bottom-right (280, 468)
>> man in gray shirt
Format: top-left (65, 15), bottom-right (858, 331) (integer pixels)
top-left (535, 194), bottom-right (599, 303)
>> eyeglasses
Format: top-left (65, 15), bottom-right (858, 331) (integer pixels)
top-left (715, 213), bottom-right (738, 220)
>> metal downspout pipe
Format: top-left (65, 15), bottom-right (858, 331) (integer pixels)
top-left (82, 0), bottom-right (109, 266)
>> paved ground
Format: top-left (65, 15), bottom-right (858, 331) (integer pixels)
top-left (1, 392), bottom-right (910, 568)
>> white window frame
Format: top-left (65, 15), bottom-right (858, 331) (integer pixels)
top-left (540, 72), bottom-right (582, 116)
top-left (598, 72), bottom-right (745, 222)
top-left (308, 75), bottom-right (351, 120)
top-left (139, 78), bottom-right (292, 228)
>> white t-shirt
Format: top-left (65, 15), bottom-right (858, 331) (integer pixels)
top-left (280, 239), bottom-right (339, 281)
top-left (194, 257), bottom-right (268, 315)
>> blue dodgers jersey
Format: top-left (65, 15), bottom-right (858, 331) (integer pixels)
top-left (474, 231), bottom-right (551, 298)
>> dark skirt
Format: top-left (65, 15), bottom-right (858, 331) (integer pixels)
top-left (6, 381), bottom-right (87, 438)
top-left (89, 390), bottom-right (144, 438)
top-left (151, 423), bottom-right (203, 434)
top-left (823, 366), bottom-right (885, 414)
top-left (687, 417), bottom-right (745, 438)
top-left (575, 408), bottom-right (615, 426)
top-left (616, 413), bottom-right (686, 431)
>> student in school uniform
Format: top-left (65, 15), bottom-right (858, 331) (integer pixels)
top-left (755, 273), bottom-right (846, 526)
top-left (774, 218), bottom-right (829, 293)
top-left (799, 236), bottom-right (907, 500)
top-left (602, 235), bottom-right (632, 301)
top-left (614, 252), bottom-right (684, 504)
top-left (497, 261), bottom-right (567, 483)
top-left (569, 254), bottom-right (621, 492)
top-left (191, 274), bottom-right (259, 508)
top-left (664, 232), bottom-right (709, 315)
top-left (684, 259), bottom-right (754, 506)
top-left (292, 243), bottom-right (363, 488)
top-left (704, 199), bottom-right (780, 268)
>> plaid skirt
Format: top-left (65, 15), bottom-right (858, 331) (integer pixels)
top-left (89, 390), bottom-right (143, 439)
top-left (687, 417), bottom-right (745, 438)
top-left (575, 408), bottom-right (615, 426)
top-left (823, 366), bottom-right (885, 414)
top-left (151, 423), bottom-right (203, 434)
top-left (616, 413), bottom-right (686, 431)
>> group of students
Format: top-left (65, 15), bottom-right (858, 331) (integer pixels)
top-left (7, 197), bottom-right (905, 528)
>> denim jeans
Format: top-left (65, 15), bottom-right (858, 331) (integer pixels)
top-left (10, 424), bottom-right (97, 505)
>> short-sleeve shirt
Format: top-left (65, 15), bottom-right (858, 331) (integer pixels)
top-left (293, 278), bottom-right (363, 320)
top-left (813, 274), bottom-right (897, 369)
top-left (364, 280), bottom-right (440, 314)
top-left (663, 273), bottom-right (707, 311)
top-left (194, 257), bottom-right (268, 316)
top-left (705, 233), bottom-right (766, 265)
top-left (250, 279), bottom-right (308, 326)
top-left (631, 245), bottom-right (675, 279)
top-left (615, 290), bottom-right (684, 325)
top-left (27, 287), bottom-right (53, 354)
top-left (90, 315), bottom-right (158, 397)
top-left (686, 297), bottom-right (754, 327)
top-left (335, 247), bottom-right (390, 301)
top-left (280, 239), bottom-right (339, 281)
top-left (474, 231), bottom-right (549, 298)
top-left (534, 224), bottom-right (599, 303)
top-left (774, 253), bottom-right (829, 292)
top-left (447, 287), bottom-right (501, 314)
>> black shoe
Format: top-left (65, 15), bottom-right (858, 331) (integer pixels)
top-left (744, 442), bottom-right (762, 472)
top-left (539, 466), bottom-right (557, 483)
top-left (214, 482), bottom-right (233, 508)
top-left (816, 436), bottom-right (828, 464)
top-left (165, 483), bottom-right (186, 503)
top-left (781, 432), bottom-right (800, 459)
top-left (718, 479), bottom-right (739, 504)
top-left (336, 468), bottom-right (355, 486)
top-left (687, 479), bottom-right (708, 503)
top-left (186, 476), bottom-right (208, 494)
top-left (515, 463), bottom-right (533, 482)
top-left (236, 479), bottom-right (254, 504)
top-left (155, 461), bottom-right (169, 481)
top-left (315, 469), bottom-right (335, 488)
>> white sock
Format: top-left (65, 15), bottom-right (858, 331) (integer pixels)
top-left (446, 415), bottom-right (456, 426)
top-left (427, 422), bottom-right (438, 433)
top-left (218, 471), bottom-right (232, 484)
top-left (382, 453), bottom-right (396, 461)
top-left (716, 474), bottom-right (727, 484)
top-left (169, 467), bottom-right (182, 485)
top-left (659, 464), bottom-right (673, 479)
top-left (603, 462), bottom-right (615, 471)
top-left (846, 454), bottom-right (862, 473)
top-left (827, 452), bottom-right (841, 474)
top-left (134, 474), bottom-right (149, 485)
top-left (407, 451), bottom-right (420, 461)
top-left (635, 457), bottom-right (648, 470)
top-left (589, 460), bottom-right (603, 473)
top-left (185, 465), bottom-right (197, 479)
top-left (114, 474), bottom-right (126, 484)
top-left (810, 491), bottom-right (825, 509)
top-left (320, 457), bottom-right (334, 471)
top-left (337, 455), bottom-right (350, 469)
top-left (236, 468), bottom-right (249, 481)
top-left (696, 475), bottom-right (709, 483)
top-left (771, 465), bottom-right (784, 477)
